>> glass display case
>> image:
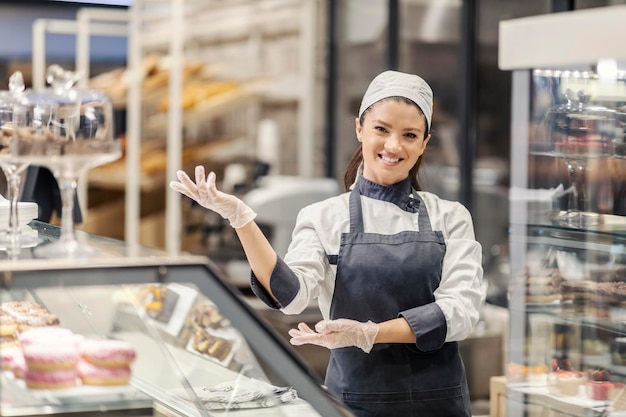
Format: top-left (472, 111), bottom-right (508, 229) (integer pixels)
top-left (0, 221), bottom-right (353, 417)
top-left (499, 6), bottom-right (626, 417)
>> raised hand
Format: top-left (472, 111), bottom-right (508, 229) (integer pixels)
top-left (170, 165), bottom-right (256, 229)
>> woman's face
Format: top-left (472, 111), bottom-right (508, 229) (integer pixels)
top-left (356, 99), bottom-right (430, 187)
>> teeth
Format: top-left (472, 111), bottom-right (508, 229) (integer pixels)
top-left (381, 155), bottom-right (400, 163)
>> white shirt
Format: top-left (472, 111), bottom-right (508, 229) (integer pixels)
top-left (275, 187), bottom-right (485, 343)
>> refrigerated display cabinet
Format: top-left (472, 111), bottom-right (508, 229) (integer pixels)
top-left (499, 6), bottom-right (626, 417)
top-left (0, 221), bottom-right (353, 417)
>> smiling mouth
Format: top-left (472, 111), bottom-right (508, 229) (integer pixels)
top-left (380, 154), bottom-right (402, 163)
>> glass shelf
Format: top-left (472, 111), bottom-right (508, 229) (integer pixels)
top-left (0, 221), bottom-right (353, 417)
top-left (500, 6), bottom-right (626, 416)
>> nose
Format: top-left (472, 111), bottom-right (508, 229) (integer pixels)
top-left (384, 133), bottom-right (402, 152)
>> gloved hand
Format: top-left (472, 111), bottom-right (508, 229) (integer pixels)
top-left (288, 318), bottom-right (379, 354)
top-left (169, 165), bottom-right (257, 229)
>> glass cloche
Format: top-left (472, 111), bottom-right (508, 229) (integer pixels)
top-left (11, 65), bottom-right (122, 258)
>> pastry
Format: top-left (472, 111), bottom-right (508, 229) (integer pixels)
top-left (1, 301), bottom-right (47, 315)
top-left (587, 381), bottom-right (614, 400)
top-left (192, 303), bottom-right (230, 330)
top-left (0, 345), bottom-right (20, 371)
top-left (79, 339), bottom-right (136, 368)
top-left (12, 312), bottom-right (61, 331)
top-left (141, 285), bottom-right (179, 324)
top-left (191, 329), bottom-right (234, 363)
top-left (77, 360), bottom-right (131, 386)
top-left (549, 370), bottom-right (586, 396)
top-left (23, 343), bottom-right (79, 371)
top-left (24, 368), bottom-right (78, 390)
top-left (0, 334), bottom-right (18, 349)
top-left (524, 268), bottom-right (562, 304)
top-left (1, 301), bottom-right (60, 331)
top-left (18, 327), bottom-right (74, 346)
top-left (158, 80), bottom-right (239, 111)
top-left (11, 353), bottom-right (26, 379)
top-left (586, 369), bottom-right (612, 400)
top-left (0, 314), bottom-right (17, 337)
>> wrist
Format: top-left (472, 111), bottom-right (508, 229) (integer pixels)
top-left (228, 200), bottom-right (257, 228)
top-left (360, 320), bottom-right (379, 353)
top-left (375, 318), bottom-right (415, 344)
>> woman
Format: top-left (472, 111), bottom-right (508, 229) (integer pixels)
top-left (170, 70), bottom-right (484, 417)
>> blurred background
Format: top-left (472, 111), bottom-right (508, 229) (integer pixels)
top-left (1, 0), bottom-right (625, 414)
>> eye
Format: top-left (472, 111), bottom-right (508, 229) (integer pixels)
top-left (374, 125), bottom-right (388, 133)
top-left (405, 132), bottom-right (418, 139)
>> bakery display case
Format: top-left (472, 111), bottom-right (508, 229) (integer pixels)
top-left (0, 221), bottom-right (353, 417)
top-left (499, 6), bottom-right (626, 417)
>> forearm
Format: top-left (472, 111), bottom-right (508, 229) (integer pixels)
top-left (234, 221), bottom-right (278, 301)
top-left (375, 317), bottom-right (416, 344)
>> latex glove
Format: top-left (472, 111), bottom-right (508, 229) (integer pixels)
top-left (288, 319), bottom-right (379, 354)
top-left (169, 165), bottom-right (256, 229)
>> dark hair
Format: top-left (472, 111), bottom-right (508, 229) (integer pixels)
top-left (342, 96), bottom-right (431, 192)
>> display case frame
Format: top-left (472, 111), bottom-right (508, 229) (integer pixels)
top-left (499, 5), bottom-right (626, 417)
top-left (0, 221), bottom-right (352, 417)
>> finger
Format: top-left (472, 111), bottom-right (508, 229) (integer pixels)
top-left (172, 173), bottom-right (200, 200)
top-left (176, 170), bottom-right (190, 184)
top-left (290, 334), bottom-right (323, 346)
top-left (207, 171), bottom-right (218, 193)
top-left (169, 181), bottom-right (187, 194)
top-left (288, 323), bottom-right (315, 338)
top-left (297, 322), bottom-right (316, 334)
top-left (198, 168), bottom-right (217, 204)
top-left (177, 170), bottom-right (198, 193)
top-left (195, 166), bottom-right (206, 189)
top-left (317, 319), bottom-right (354, 333)
top-left (288, 329), bottom-right (310, 339)
top-left (315, 320), bottom-right (332, 334)
top-left (290, 336), bottom-right (307, 346)
top-left (291, 334), bottom-right (335, 349)
top-left (170, 181), bottom-right (199, 201)
top-left (198, 171), bottom-right (218, 203)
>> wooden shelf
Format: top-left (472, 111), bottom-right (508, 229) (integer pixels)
top-left (88, 137), bottom-right (247, 193)
top-left (143, 81), bottom-right (264, 136)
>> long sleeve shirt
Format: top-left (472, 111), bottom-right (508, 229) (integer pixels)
top-left (251, 178), bottom-right (484, 344)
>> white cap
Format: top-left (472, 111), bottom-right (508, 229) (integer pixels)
top-left (358, 70), bottom-right (433, 131)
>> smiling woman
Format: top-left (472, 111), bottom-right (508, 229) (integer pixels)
top-left (344, 71), bottom-right (433, 192)
top-left (169, 70), bottom-right (485, 417)
top-left (355, 97), bottom-right (430, 187)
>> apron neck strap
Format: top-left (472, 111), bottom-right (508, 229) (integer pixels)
top-left (349, 186), bottom-right (364, 233)
top-left (349, 185), bottom-right (433, 233)
top-left (413, 190), bottom-right (432, 232)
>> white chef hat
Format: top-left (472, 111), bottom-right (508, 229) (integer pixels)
top-left (358, 70), bottom-right (433, 131)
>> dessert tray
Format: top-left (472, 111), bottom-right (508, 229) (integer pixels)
top-left (0, 371), bottom-right (150, 407)
top-left (508, 381), bottom-right (613, 416)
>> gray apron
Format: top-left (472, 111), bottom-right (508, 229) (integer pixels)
top-left (326, 184), bottom-right (471, 417)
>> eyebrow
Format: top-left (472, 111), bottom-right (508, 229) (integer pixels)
top-left (371, 119), bottom-right (423, 133)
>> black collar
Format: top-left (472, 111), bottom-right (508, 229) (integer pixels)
top-left (356, 176), bottom-right (419, 213)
